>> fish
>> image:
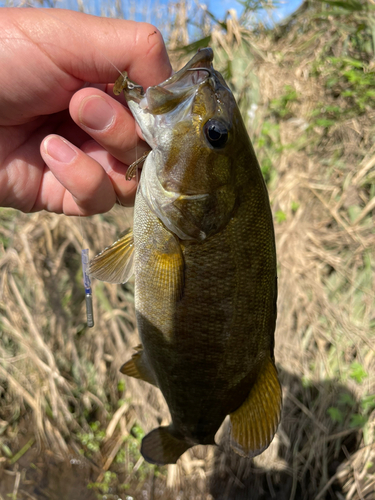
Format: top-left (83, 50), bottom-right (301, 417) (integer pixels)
top-left (89, 47), bottom-right (282, 465)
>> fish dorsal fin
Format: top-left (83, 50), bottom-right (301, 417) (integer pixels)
top-left (141, 426), bottom-right (192, 465)
top-left (120, 345), bottom-right (158, 387)
top-left (89, 228), bottom-right (134, 284)
top-left (229, 357), bottom-right (282, 458)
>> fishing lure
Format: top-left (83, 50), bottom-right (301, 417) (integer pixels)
top-left (81, 248), bottom-right (94, 328)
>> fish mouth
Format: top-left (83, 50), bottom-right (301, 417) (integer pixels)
top-left (158, 47), bottom-right (214, 91)
top-left (138, 48), bottom-right (215, 115)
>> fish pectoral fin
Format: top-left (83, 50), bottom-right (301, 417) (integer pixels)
top-left (120, 347), bottom-right (157, 387)
top-left (89, 228), bottom-right (134, 284)
top-left (147, 230), bottom-right (184, 303)
top-left (141, 426), bottom-right (192, 465)
top-left (229, 357), bottom-right (282, 458)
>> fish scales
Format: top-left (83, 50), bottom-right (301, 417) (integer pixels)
top-left (89, 47), bottom-right (282, 465)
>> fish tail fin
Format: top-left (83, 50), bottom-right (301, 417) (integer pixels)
top-left (141, 426), bottom-right (192, 465)
top-left (229, 357), bottom-right (282, 458)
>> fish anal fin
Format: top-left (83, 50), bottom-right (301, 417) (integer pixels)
top-left (229, 357), bottom-right (282, 458)
top-left (120, 347), bottom-right (157, 387)
top-left (141, 426), bottom-right (192, 465)
top-left (89, 228), bottom-right (134, 284)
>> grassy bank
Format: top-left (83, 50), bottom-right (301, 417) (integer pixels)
top-left (0, 1), bottom-right (374, 499)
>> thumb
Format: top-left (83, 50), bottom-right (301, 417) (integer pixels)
top-left (2, 8), bottom-right (171, 121)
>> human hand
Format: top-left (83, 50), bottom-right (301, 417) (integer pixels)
top-left (0, 8), bottom-right (171, 215)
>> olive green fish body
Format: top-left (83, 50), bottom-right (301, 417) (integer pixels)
top-left (90, 48), bottom-right (282, 465)
top-left (135, 187), bottom-right (276, 441)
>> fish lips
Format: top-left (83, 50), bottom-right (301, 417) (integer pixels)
top-left (139, 48), bottom-right (222, 116)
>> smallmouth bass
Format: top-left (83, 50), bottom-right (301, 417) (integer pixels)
top-left (89, 48), bottom-right (282, 465)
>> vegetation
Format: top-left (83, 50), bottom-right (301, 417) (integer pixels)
top-left (0, 1), bottom-right (374, 499)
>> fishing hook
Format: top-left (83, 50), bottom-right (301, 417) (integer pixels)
top-left (187, 67), bottom-right (213, 78)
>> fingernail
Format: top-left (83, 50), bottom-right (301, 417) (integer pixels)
top-left (79, 96), bottom-right (115, 131)
top-left (45, 136), bottom-right (77, 163)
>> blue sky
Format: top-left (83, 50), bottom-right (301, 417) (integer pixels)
top-left (272, 0), bottom-right (304, 20)
top-left (87, 0), bottom-right (305, 39)
top-left (2, 0), bottom-right (304, 28)
top-left (205, 0), bottom-right (303, 24)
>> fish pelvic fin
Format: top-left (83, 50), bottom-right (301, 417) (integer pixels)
top-left (141, 426), bottom-right (193, 465)
top-left (120, 345), bottom-right (158, 387)
top-left (89, 228), bottom-right (134, 284)
top-left (229, 357), bottom-right (282, 458)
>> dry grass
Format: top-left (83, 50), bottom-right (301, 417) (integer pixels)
top-left (0, 1), bottom-right (375, 499)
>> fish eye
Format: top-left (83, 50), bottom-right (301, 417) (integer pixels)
top-left (204, 120), bottom-right (228, 149)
